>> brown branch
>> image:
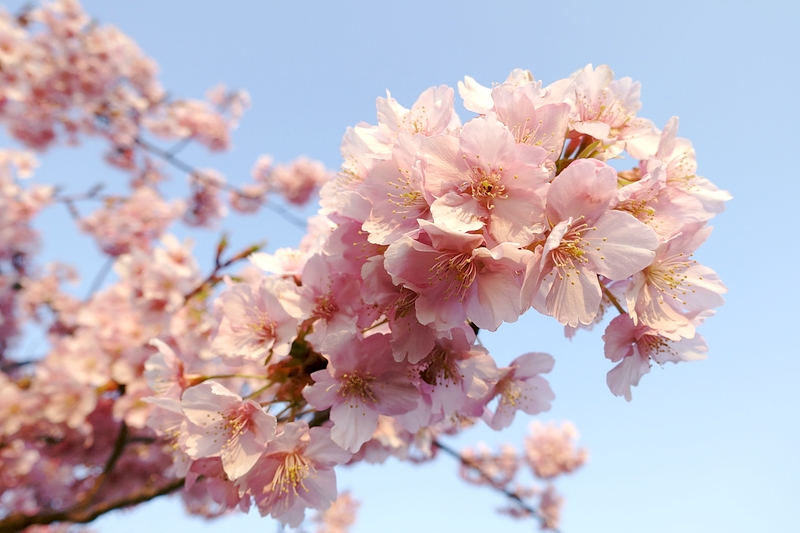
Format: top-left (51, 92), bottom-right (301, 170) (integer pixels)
top-left (75, 422), bottom-right (128, 510)
top-left (433, 439), bottom-right (560, 533)
top-left (0, 478), bottom-right (184, 532)
top-left (84, 256), bottom-right (115, 300)
top-left (134, 136), bottom-right (307, 228)
top-left (601, 283), bottom-right (626, 315)
top-left (182, 241), bottom-right (264, 303)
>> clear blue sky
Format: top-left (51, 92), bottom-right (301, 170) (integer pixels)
top-left (5, 1), bottom-right (799, 531)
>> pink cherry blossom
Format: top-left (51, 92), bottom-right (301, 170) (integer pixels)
top-left (524, 421), bottom-right (588, 479)
top-left (237, 421), bottom-right (351, 527)
top-left (210, 278), bottom-right (300, 364)
top-left (484, 352), bottom-right (555, 430)
top-left (303, 333), bottom-right (419, 452)
top-left (421, 113), bottom-right (551, 246)
top-left (181, 381), bottom-right (277, 480)
top-left (385, 220), bottom-right (531, 332)
top-left (522, 159), bottom-right (658, 327)
top-left (603, 313), bottom-right (708, 401)
top-left (625, 222), bottom-right (726, 338)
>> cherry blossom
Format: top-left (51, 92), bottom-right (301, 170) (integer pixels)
top-left (603, 313), bottom-right (708, 401)
top-left (181, 381), bottom-right (277, 479)
top-left (303, 333), bottom-right (419, 452)
top-left (521, 159), bottom-right (659, 327)
top-left (484, 352), bottom-right (555, 430)
top-left (237, 421), bottom-right (351, 527)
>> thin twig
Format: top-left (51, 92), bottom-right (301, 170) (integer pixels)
top-left (182, 242), bottom-right (263, 303)
top-left (262, 201), bottom-right (307, 228)
top-left (134, 136), bottom-right (306, 229)
top-left (75, 422), bottom-right (128, 510)
top-left (601, 284), bottom-right (626, 314)
top-left (85, 256), bottom-right (115, 300)
top-left (433, 439), bottom-right (559, 532)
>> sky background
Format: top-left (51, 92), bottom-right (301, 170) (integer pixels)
top-left (4, 0), bottom-right (800, 532)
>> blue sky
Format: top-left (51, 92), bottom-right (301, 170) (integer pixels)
top-left (4, 0), bottom-right (799, 531)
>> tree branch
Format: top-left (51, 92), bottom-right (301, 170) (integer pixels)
top-left (0, 478), bottom-right (184, 532)
top-left (133, 137), bottom-right (306, 228)
top-left (433, 439), bottom-right (560, 532)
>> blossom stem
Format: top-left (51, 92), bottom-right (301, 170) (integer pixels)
top-left (361, 318), bottom-right (388, 333)
top-left (601, 284), bottom-right (626, 314)
top-left (198, 374), bottom-right (269, 382)
top-left (0, 478), bottom-right (184, 532)
top-left (246, 383), bottom-right (273, 400)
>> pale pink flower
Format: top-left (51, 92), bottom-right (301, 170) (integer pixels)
top-left (312, 490), bottom-right (360, 533)
top-left (459, 443), bottom-right (520, 486)
top-left (521, 159), bottom-right (658, 327)
top-left (0, 375), bottom-right (38, 436)
top-left (229, 184), bottom-right (267, 213)
top-left (38, 377), bottom-right (97, 429)
top-left (414, 328), bottom-right (498, 418)
top-left (145, 339), bottom-right (194, 398)
top-left (303, 333), bottom-right (419, 453)
top-left (252, 155), bottom-right (331, 206)
top-left (238, 421), bottom-right (351, 527)
top-left (490, 83), bottom-right (571, 163)
top-left (181, 381), bottom-right (277, 480)
top-left (79, 187), bottom-right (181, 255)
top-left (249, 247), bottom-right (309, 282)
top-left (538, 485), bottom-right (563, 531)
top-left (603, 313), bottom-right (708, 401)
top-left (296, 254), bottom-right (362, 350)
top-left (457, 72), bottom-right (570, 163)
top-left (360, 133), bottom-right (432, 245)
top-left (524, 421), bottom-right (588, 479)
top-left (183, 171), bottom-right (227, 227)
top-left (359, 254), bottom-right (441, 363)
top-left (211, 277), bottom-right (300, 364)
top-left (421, 113), bottom-right (551, 245)
top-left (484, 352), bottom-right (555, 430)
top-left (650, 117), bottom-right (731, 216)
top-left (614, 165), bottom-right (706, 243)
top-left (384, 220), bottom-right (532, 332)
top-left (376, 85), bottom-right (461, 142)
top-left (350, 415), bottom-right (412, 464)
top-left (458, 68), bottom-right (571, 115)
top-left (625, 222), bottom-right (726, 339)
top-left (567, 64), bottom-right (656, 158)
top-left (146, 99), bottom-right (232, 151)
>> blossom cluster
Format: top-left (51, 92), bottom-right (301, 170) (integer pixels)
top-left (0, 0), bottom-right (729, 530)
top-left (138, 64), bottom-right (728, 525)
top-left (0, 2), bottom-right (333, 530)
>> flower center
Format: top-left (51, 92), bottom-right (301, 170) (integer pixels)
top-left (428, 251), bottom-right (477, 301)
top-left (638, 333), bottom-right (679, 362)
top-left (419, 346), bottom-right (462, 386)
top-left (247, 310), bottom-right (277, 342)
top-left (468, 167), bottom-right (507, 208)
top-left (616, 199), bottom-right (655, 223)
top-left (339, 371), bottom-right (378, 405)
top-left (392, 288), bottom-right (418, 319)
top-left (550, 221), bottom-right (590, 272)
top-left (387, 169), bottom-right (427, 216)
top-left (645, 254), bottom-right (697, 306)
top-left (269, 452), bottom-right (314, 496)
top-left (313, 292), bottom-right (338, 320)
